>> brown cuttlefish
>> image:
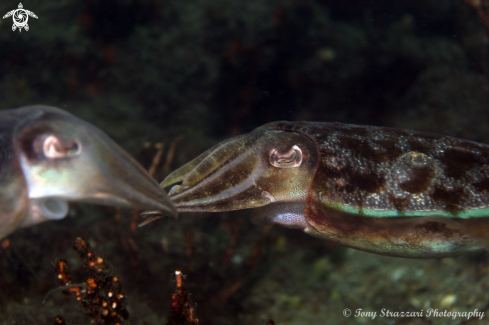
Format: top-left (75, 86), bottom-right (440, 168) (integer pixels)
top-left (145, 121), bottom-right (489, 258)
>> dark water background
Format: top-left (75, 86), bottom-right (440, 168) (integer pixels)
top-left (1, 0), bottom-right (489, 324)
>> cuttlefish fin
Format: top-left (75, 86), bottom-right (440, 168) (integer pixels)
top-left (444, 217), bottom-right (489, 252)
top-left (397, 216), bottom-right (489, 253)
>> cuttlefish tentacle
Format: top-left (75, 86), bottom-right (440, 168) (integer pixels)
top-left (153, 121), bottom-right (489, 258)
top-left (0, 105), bottom-right (176, 239)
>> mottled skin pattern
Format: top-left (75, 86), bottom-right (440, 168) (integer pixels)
top-left (162, 121), bottom-right (489, 258)
top-left (268, 122), bottom-right (489, 257)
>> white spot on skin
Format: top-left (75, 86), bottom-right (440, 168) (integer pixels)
top-left (250, 202), bottom-right (307, 229)
top-left (273, 212), bottom-right (307, 228)
top-left (168, 185), bottom-right (181, 196)
top-left (261, 191), bottom-right (275, 202)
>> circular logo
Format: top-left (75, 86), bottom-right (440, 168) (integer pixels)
top-left (13, 9), bottom-right (28, 28)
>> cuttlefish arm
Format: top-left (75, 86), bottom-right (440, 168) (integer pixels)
top-left (154, 121), bottom-right (489, 258)
top-left (0, 105), bottom-right (176, 239)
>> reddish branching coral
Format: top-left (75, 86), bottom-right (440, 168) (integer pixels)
top-left (167, 270), bottom-right (199, 325)
top-left (55, 237), bottom-right (129, 325)
top-left (54, 237), bottom-right (275, 325)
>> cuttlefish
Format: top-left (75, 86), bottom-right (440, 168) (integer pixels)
top-left (0, 105), bottom-right (176, 239)
top-left (153, 121), bottom-right (489, 258)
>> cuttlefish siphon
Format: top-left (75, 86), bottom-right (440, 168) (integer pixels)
top-left (0, 105), bottom-right (176, 239)
top-left (154, 121), bottom-right (489, 258)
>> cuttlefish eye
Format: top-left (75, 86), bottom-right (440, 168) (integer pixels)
top-left (42, 135), bottom-right (82, 159)
top-left (269, 145), bottom-right (303, 168)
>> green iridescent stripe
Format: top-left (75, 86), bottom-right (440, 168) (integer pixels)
top-left (323, 201), bottom-right (489, 219)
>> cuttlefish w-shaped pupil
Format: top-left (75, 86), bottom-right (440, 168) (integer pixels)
top-left (43, 135), bottom-right (81, 158)
top-left (269, 145), bottom-right (303, 168)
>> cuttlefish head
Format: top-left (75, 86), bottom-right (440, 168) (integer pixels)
top-left (159, 125), bottom-right (318, 221)
top-left (13, 105), bottom-right (176, 226)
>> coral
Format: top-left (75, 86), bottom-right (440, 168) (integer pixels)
top-left (55, 237), bottom-right (129, 325)
top-left (54, 239), bottom-right (201, 325)
top-left (54, 247), bottom-right (278, 325)
top-left (167, 270), bottom-right (199, 325)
